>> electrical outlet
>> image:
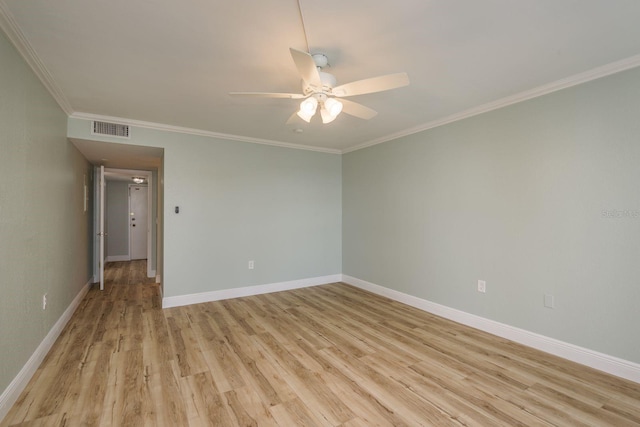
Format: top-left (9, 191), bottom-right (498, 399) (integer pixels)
top-left (248, 260), bottom-right (254, 270)
top-left (42, 294), bottom-right (47, 310)
top-left (477, 280), bottom-right (486, 293)
top-left (544, 294), bottom-right (555, 308)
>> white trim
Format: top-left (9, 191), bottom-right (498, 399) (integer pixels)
top-left (0, 3), bottom-right (73, 115)
top-left (155, 274), bottom-right (161, 284)
top-left (99, 166), bottom-right (105, 290)
top-left (146, 175), bottom-right (153, 278)
top-left (0, 280), bottom-right (91, 422)
top-left (341, 275), bottom-right (640, 384)
top-left (92, 166), bottom-right (100, 287)
top-left (162, 274), bottom-right (342, 308)
top-left (105, 255), bottom-right (130, 262)
top-left (70, 112), bottom-right (341, 155)
top-left (342, 54), bottom-right (640, 154)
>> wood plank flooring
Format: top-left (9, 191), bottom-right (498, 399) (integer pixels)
top-left (3, 260), bottom-right (640, 426)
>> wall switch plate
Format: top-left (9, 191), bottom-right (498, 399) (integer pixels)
top-left (544, 294), bottom-right (555, 308)
top-left (42, 294), bottom-right (47, 310)
top-left (248, 260), bottom-right (254, 270)
top-left (477, 280), bottom-right (486, 293)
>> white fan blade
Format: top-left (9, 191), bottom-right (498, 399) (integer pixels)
top-left (332, 72), bottom-right (409, 97)
top-left (290, 48), bottom-right (322, 89)
top-left (340, 98), bottom-right (378, 120)
top-left (229, 92), bottom-right (305, 99)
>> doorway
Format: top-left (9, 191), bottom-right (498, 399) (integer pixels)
top-left (70, 138), bottom-right (163, 294)
top-left (103, 168), bottom-right (156, 278)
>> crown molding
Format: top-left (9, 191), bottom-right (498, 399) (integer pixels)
top-left (0, 2), bottom-right (73, 115)
top-left (70, 112), bottom-right (342, 154)
top-left (342, 54), bottom-right (640, 154)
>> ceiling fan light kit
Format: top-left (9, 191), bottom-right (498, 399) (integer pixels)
top-left (296, 92), bottom-right (344, 123)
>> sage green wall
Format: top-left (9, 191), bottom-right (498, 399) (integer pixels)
top-left (343, 67), bottom-right (640, 363)
top-left (67, 121), bottom-right (343, 298)
top-left (0, 30), bottom-right (92, 395)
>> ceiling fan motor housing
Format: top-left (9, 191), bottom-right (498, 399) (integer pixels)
top-left (312, 53), bottom-right (329, 68)
top-left (303, 70), bottom-right (337, 95)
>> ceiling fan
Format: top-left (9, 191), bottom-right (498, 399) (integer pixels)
top-left (230, 47), bottom-right (410, 124)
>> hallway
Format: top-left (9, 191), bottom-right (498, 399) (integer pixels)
top-left (103, 260), bottom-right (156, 289)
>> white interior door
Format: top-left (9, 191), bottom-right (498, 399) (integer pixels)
top-left (99, 165), bottom-right (105, 290)
top-left (129, 185), bottom-right (148, 260)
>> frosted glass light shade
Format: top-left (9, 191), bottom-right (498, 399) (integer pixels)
top-left (320, 108), bottom-right (337, 124)
top-left (299, 97), bottom-right (318, 115)
top-left (324, 98), bottom-right (343, 117)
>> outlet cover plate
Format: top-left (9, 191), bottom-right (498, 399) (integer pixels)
top-left (477, 280), bottom-right (486, 293)
top-left (544, 294), bottom-right (555, 308)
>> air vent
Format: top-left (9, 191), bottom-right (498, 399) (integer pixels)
top-left (91, 121), bottom-right (130, 139)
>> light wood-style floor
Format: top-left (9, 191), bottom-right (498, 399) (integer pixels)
top-left (3, 261), bottom-right (640, 426)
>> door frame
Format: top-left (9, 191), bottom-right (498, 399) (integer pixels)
top-left (103, 168), bottom-right (155, 278)
top-left (127, 183), bottom-right (149, 262)
top-left (92, 165), bottom-right (106, 289)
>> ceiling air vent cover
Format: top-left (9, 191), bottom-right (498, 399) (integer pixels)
top-left (91, 121), bottom-right (130, 139)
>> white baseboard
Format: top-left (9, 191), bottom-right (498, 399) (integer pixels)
top-left (155, 275), bottom-right (161, 284)
top-left (162, 274), bottom-right (342, 309)
top-left (148, 269), bottom-right (156, 279)
top-left (0, 279), bottom-right (91, 422)
top-left (342, 275), bottom-right (640, 384)
top-left (105, 255), bottom-right (130, 262)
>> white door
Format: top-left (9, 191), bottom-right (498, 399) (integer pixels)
top-left (129, 185), bottom-right (148, 260)
top-left (98, 165), bottom-right (105, 290)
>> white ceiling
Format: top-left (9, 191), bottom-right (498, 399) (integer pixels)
top-left (104, 168), bottom-right (151, 183)
top-left (2, 1), bottom-right (640, 153)
top-left (69, 138), bottom-right (163, 170)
